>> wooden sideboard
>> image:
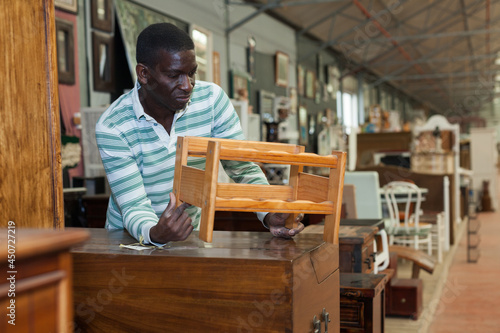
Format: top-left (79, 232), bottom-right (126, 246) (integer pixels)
top-left (71, 228), bottom-right (340, 333)
top-left (0, 228), bottom-right (89, 333)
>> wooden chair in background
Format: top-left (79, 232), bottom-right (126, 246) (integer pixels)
top-left (173, 136), bottom-right (347, 243)
top-left (383, 181), bottom-right (433, 255)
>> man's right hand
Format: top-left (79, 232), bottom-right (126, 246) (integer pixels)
top-left (150, 192), bottom-right (193, 243)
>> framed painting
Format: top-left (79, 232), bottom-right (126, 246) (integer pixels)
top-left (213, 51), bottom-right (221, 86)
top-left (230, 71), bottom-right (251, 101)
top-left (92, 31), bottom-right (115, 92)
top-left (297, 65), bottom-right (305, 96)
top-left (55, 18), bottom-right (75, 85)
top-left (275, 51), bottom-right (289, 87)
top-left (91, 0), bottom-right (113, 32)
top-left (299, 105), bottom-right (308, 145)
top-left (305, 69), bottom-right (316, 99)
top-left (55, 0), bottom-right (78, 14)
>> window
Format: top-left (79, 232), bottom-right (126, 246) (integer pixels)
top-left (337, 91), bottom-right (358, 134)
top-left (191, 25), bottom-right (213, 82)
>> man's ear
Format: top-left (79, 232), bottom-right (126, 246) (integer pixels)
top-left (136, 63), bottom-right (150, 85)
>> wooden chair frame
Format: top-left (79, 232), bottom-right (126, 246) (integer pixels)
top-left (173, 136), bottom-right (347, 243)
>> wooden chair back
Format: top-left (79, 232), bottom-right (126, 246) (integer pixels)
top-left (173, 136), bottom-right (347, 243)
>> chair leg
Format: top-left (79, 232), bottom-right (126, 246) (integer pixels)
top-left (427, 233), bottom-right (432, 256)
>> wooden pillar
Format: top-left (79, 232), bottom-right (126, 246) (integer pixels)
top-left (0, 0), bottom-right (63, 228)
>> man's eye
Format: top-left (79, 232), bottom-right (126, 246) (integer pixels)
top-left (168, 74), bottom-right (179, 79)
top-left (189, 71), bottom-right (197, 76)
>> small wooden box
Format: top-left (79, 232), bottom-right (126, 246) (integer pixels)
top-left (411, 152), bottom-right (454, 174)
top-left (304, 224), bottom-right (378, 274)
top-left (72, 228), bottom-right (340, 332)
top-left (386, 278), bottom-right (422, 320)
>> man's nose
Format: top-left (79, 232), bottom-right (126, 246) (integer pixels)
top-left (179, 75), bottom-right (193, 92)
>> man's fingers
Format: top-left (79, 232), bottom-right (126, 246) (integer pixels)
top-left (161, 193), bottom-right (177, 219)
top-left (289, 222), bottom-right (305, 236)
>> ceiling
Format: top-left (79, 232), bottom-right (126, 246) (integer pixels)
top-left (233, 0), bottom-right (500, 116)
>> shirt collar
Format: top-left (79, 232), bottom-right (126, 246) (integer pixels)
top-left (132, 80), bottom-right (191, 121)
top-left (132, 80), bottom-right (150, 121)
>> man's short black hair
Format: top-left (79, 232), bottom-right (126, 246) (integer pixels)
top-left (136, 23), bottom-right (195, 67)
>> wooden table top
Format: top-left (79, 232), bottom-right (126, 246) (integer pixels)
top-left (0, 228), bottom-right (89, 260)
top-left (69, 227), bottom-right (335, 262)
top-left (303, 224), bottom-right (379, 244)
top-left (340, 272), bottom-right (389, 298)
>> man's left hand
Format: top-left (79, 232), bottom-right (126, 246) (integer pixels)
top-left (264, 213), bottom-right (305, 239)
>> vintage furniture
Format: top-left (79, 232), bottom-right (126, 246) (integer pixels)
top-left (356, 132), bottom-right (412, 169)
top-left (304, 224), bottom-right (378, 274)
top-left (0, 228), bottom-right (89, 333)
top-left (359, 165), bottom-right (456, 249)
top-left (72, 228), bottom-right (340, 333)
top-left (386, 278), bottom-right (422, 320)
top-left (343, 172), bottom-right (390, 273)
top-left (173, 136), bottom-right (347, 243)
top-left (470, 127), bottom-right (498, 211)
top-left (382, 246), bottom-right (436, 320)
top-left (382, 181), bottom-right (433, 255)
top-left (412, 115), bottom-right (461, 230)
top-left (0, 0), bottom-right (64, 228)
top-left (411, 151), bottom-right (454, 174)
top-left (340, 273), bottom-right (389, 333)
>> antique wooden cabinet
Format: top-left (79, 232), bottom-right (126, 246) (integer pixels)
top-left (72, 228), bottom-right (340, 333)
top-left (0, 0), bottom-right (64, 228)
top-left (338, 226), bottom-right (378, 274)
top-left (339, 273), bottom-right (388, 333)
top-left (305, 224), bottom-right (378, 274)
top-left (0, 228), bottom-right (89, 333)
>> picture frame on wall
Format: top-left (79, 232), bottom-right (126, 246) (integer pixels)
top-left (230, 71), bottom-right (251, 101)
top-left (298, 105), bottom-right (308, 145)
top-left (55, 0), bottom-right (78, 14)
top-left (55, 18), bottom-right (75, 85)
top-left (297, 65), bottom-right (305, 96)
top-left (212, 51), bottom-right (221, 86)
top-left (92, 31), bottom-right (115, 92)
top-left (91, 0), bottom-right (113, 32)
top-left (275, 51), bottom-right (289, 87)
top-left (305, 69), bottom-right (316, 99)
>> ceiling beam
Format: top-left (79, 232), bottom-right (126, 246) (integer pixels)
top-left (369, 53), bottom-right (500, 67)
top-left (372, 11), bottom-right (500, 86)
top-left (459, 0), bottom-right (477, 71)
top-left (359, 0), bottom-right (490, 68)
top-left (339, 28), bottom-right (500, 45)
top-left (297, 0), bottom-right (410, 62)
top-left (385, 70), bottom-right (499, 81)
top-left (297, 1), bottom-right (352, 36)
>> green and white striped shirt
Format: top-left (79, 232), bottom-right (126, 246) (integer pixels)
top-left (96, 81), bottom-right (268, 244)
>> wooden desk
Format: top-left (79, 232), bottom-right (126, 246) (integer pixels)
top-left (0, 228), bottom-right (89, 333)
top-left (340, 273), bottom-right (388, 333)
top-left (71, 228), bottom-right (340, 333)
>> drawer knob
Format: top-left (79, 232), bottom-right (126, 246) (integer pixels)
top-left (364, 258), bottom-right (372, 269)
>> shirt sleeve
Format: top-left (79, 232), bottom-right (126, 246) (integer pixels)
top-left (96, 122), bottom-right (163, 244)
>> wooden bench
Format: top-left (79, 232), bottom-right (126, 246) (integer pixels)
top-left (389, 245), bottom-right (436, 278)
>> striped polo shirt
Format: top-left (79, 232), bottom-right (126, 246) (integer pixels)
top-left (96, 80), bottom-right (268, 244)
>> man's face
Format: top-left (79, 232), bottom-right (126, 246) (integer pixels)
top-left (146, 49), bottom-right (197, 112)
